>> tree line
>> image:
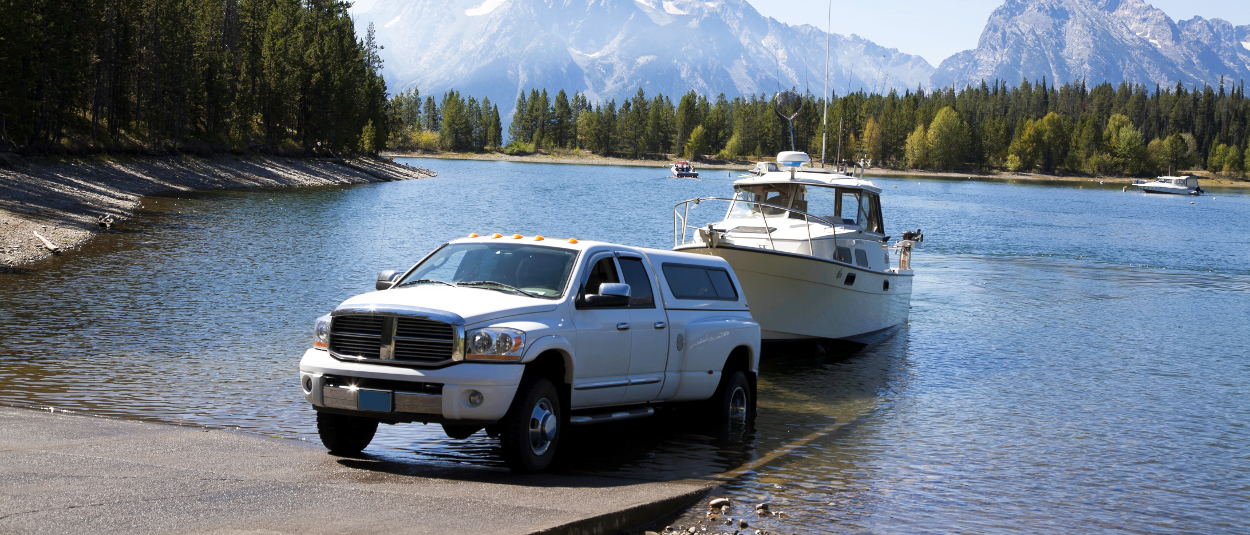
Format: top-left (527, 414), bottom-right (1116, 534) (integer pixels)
top-left (0, 0), bottom-right (388, 155)
top-left (390, 78), bottom-right (1250, 177)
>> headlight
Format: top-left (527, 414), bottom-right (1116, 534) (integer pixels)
top-left (314, 314), bottom-right (332, 349)
top-left (465, 327), bottom-right (525, 361)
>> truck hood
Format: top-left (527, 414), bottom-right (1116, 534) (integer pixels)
top-left (334, 286), bottom-right (559, 326)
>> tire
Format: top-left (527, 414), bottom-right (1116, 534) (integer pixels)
top-left (441, 424), bottom-right (482, 440)
top-left (712, 370), bottom-right (753, 436)
top-left (316, 411), bottom-right (378, 455)
top-left (499, 377), bottom-right (562, 473)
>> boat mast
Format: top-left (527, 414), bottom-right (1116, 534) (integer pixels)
top-left (821, 0), bottom-right (831, 167)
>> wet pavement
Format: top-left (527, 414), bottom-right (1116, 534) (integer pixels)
top-left (0, 407), bottom-right (710, 534)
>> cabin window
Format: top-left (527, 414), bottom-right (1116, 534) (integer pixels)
top-left (836, 246), bottom-right (852, 263)
top-left (662, 264), bottom-right (739, 301)
top-left (834, 190), bottom-right (859, 225)
top-left (854, 249), bottom-right (869, 267)
top-left (858, 193), bottom-right (882, 233)
top-left (617, 257), bottom-right (656, 308)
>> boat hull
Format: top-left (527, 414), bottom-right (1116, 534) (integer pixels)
top-left (674, 244), bottom-right (913, 341)
top-left (1138, 187), bottom-right (1200, 195)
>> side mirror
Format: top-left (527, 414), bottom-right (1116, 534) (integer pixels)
top-left (376, 270), bottom-right (401, 291)
top-left (582, 282), bottom-right (630, 308)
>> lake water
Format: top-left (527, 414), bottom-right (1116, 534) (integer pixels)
top-left (1, 158), bottom-right (1248, 533)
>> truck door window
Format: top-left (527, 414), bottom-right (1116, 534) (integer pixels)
top-left (617, 257), bottom-right (655, 308)
top-left (584, 256), bottom-right (621, 295)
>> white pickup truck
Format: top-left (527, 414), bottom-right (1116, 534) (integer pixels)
top-left (299, 235), bottom-right (761, 472)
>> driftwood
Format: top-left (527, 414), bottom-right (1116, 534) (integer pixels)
top-left (33, 231), bottom-right (60, 253)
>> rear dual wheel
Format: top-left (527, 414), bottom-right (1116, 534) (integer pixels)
top-left (712, 370), bottom-right (753, 437)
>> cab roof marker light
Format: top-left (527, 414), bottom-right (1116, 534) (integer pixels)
top-left (513, 234), bottom-right (523, 239)
top-left (568, 238), bottom-right (578, 244)
top-left (492, 233), bottom-right (502, 239)
top-left (469, 233), bottom-right (479, 238)
top-left (534, 235), bottom-right (544, 241)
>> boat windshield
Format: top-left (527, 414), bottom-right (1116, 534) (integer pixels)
top-left (396, 243), bottom-right (578, 298)
top-left (727, 185), bottom-right (883, 233)
top-left (727, 184), bottom-right (803, 218)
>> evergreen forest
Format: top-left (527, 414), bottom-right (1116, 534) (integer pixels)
top-left (0, 0), bottom-right (388, 155)
top-left (390, 80), bottom-right (1250, 178)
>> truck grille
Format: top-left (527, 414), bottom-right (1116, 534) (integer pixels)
top-left (328, 316), bottom-right (384, 357)
top-left (328, 315), bottom-right (458, 365)
top-left (393, 318), bottom-right (455, 363)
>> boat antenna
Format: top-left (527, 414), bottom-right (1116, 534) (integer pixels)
top-left (836, 116), bottom-right (843, 167)
top-left (773, 90), bottom-right (803, 152)
top-left (821, 0), bottom-right (831, 167)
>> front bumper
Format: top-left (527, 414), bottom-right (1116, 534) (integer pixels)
top-left (299, 348), bottom-right (522, 422)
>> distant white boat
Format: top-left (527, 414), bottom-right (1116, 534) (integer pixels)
top-left (1132, 176), bottom-right (1202, 195)
top-left (671, 161), bottom-right (698, 178)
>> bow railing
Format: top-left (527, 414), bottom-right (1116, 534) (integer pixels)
top-left (672, 197), bottom-right (839, 254)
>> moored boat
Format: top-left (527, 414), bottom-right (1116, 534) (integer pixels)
top-left (1132, 176), bottom-right (1203, 195)
top-left (672, 150), bottom-right (921, 343)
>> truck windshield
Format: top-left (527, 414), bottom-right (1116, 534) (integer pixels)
top-left (396, 243), bottom-right (578, 298)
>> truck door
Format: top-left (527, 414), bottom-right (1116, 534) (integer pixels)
top-left (617, 254), bottom-right (669, 403)
top-left (570, 253), bottom-right (632, 407)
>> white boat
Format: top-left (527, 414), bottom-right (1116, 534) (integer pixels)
top-left (671, 161), bottom-right (698, 178)
top-left (1132, 176), bottom-right (1203, 195)
top-left (672, 150), bottom-right (921, 343)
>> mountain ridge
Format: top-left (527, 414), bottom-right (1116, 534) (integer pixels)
top-left (360, 0), bottom-right (933, 115)
top-left (932, 0), bottom-right (1250, 89)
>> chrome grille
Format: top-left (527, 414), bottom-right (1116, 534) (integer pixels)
top-left (393, 318), bottom-right (455, 363)
top-left (328, 316), bottom-right (384, 358)
top-left (328, 314), bottom-right (459, 365)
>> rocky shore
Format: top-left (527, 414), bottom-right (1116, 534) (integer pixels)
top-left (0, 154), bottom-right (434, 268)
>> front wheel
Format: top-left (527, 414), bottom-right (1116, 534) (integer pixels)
top-left (499, 377), bottom-right (562, 472)
top-left (317, 411), bottom-right (378, 455)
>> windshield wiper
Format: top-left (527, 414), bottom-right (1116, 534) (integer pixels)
top-left (394, 278), bottom-right (455, 288)
top-left (456, 280), bottom-right (539, 298)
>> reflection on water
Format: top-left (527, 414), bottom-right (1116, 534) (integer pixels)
top-left (1, 159), bottom-right (1249, 533)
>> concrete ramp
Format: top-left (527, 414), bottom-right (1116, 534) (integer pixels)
top-left (0, 407), bottom-right (708, 534)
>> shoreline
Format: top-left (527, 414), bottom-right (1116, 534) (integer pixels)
top-left (385, 150), bottom-right (1250, 189)
top-left (0, 154), bottom-right (434, 268)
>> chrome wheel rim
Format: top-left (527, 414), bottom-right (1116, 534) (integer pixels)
top-left (728, 386), bottom-right (748, 424)
top-left (527, 397), bottom-right (557, 456)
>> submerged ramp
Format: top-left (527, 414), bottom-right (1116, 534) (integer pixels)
top-left (0, 407), bottom-right (707, 534)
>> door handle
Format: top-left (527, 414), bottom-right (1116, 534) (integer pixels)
top-left (617, 322), bottom-right (631, 331)
top-left (654, 321), bottom-right (667, 329)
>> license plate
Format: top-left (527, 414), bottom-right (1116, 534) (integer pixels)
top-left (357, 389), bottom-right (392, 412)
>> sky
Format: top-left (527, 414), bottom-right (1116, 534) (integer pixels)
top-left (349, 0), bottom-right (1250, 67)
top-left (750, 0), bottom-right (1250, 66)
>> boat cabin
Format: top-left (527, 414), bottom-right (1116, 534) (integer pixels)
top-left (708, 168), bottom-right (892, 271)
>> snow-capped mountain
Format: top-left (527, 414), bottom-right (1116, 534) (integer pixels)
top-left (359, 0), bottom-right (933, 110)
top-left (931, 0), bottom-right (1250, 89)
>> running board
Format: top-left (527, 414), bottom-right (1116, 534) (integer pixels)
top-left (569, 407), bottom-right (654, 425)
